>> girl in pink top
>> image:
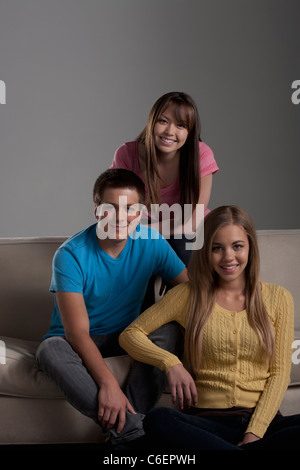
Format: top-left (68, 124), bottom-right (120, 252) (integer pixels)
top-left (111, 91), bottom-right (219, 266)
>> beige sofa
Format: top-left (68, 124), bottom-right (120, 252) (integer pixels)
top-left (0, 230), bottom-right (300, 445)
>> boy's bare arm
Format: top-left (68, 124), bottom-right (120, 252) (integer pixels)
top-left (56, 291), bottom-right (135, 432)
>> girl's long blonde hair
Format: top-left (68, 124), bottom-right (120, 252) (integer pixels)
top-left (185, 205), bottom-right (275, 372)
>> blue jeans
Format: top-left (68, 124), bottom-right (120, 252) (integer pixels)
top-left (143, 407), bottom-right (300, 450)
top-left (36, 323), bottom-right (183, 445)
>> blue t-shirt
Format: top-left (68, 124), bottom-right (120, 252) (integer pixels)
top-left (43, 223), bottom-right (185, 339)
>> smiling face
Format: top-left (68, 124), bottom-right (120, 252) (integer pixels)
top-left (95, 187), bottom-right (142, 241)
top-left (153, 104), bottom-right (189, 158)
top-left (211, 224), bottom-right (250, 287)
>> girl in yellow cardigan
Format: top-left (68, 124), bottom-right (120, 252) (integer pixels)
top-left (119, 205), bottom-right (300, 450)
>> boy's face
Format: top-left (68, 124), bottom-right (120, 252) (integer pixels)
top-left (95, 187), bottom-right (142, 241)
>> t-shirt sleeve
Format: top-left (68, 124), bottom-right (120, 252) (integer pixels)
top-left (110, 143), bottom-right (133, 170)
top-left (50, 247), bottom-right (84, 294)
top-left (199, 141), bottom-right (219, 178)
top-left (151, 230), bottom-right (185, 281)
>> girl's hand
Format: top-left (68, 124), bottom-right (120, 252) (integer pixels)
top-left (238, 432), bottom-right (260, 446)
top-left (167, 364), bottom-right (198, 410)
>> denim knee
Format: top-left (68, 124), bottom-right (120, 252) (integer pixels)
top-left (148, 322), bottom-right (184, 357)
top-left (36, 336), bottom-right (68, 368)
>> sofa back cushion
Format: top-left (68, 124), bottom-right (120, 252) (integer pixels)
top-left (258, 230), bottom-right (300, 338)
top-left (0, 237), bottom-right (67, 341)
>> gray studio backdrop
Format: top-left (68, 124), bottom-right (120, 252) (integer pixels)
top-left (0, 0), bottom-right (299, 237)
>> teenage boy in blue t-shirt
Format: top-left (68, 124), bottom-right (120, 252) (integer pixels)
top-left (36, 168), bottom-right (187, 447)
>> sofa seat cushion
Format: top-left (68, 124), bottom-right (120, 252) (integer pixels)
top-left (1, 334), bottom-right (298, 412)
top-left (0, 336), bottom-right (133, 399)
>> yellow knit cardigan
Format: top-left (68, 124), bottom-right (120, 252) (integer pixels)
top-left (119, 282), bottom-right (294, 438)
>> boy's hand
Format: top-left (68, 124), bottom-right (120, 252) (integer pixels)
top-left (98, 376), bottom-right (136, 433)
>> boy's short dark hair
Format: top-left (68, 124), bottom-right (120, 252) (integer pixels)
top-left (93, 169), bottom-right (146, 206)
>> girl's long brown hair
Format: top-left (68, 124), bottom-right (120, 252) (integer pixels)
top-left (185, 206), bottom-right (275, 372)
top-left (137, 92), bottom-right (201, 212)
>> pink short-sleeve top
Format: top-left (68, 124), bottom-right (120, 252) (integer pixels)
top-left (110, 140), bottom-right (219, 218)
